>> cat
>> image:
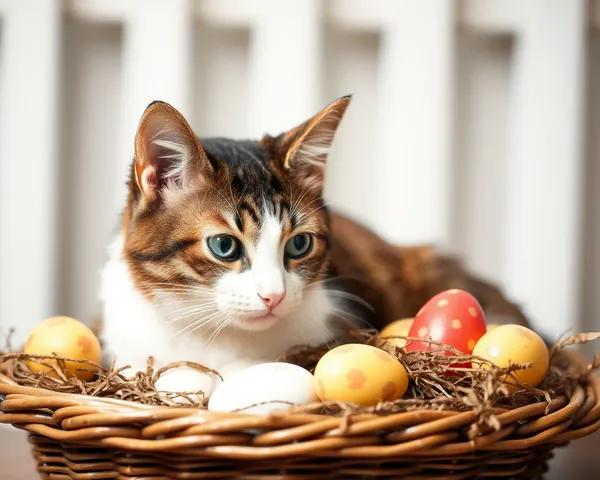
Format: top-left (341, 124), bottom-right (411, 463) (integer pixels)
top-left (100, 95), bottom-right (528, 395)
top-left (100, 96), bottom-right (356, 392)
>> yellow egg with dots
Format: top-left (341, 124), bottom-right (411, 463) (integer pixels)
top-left (314, 344), bottom-right (409, 406)
top-left (472, 324), bottom-right (549, 390)
top-left (377, 318), bottom-right (414, 348)
top-left (24, 316), bottom-right (102, 381)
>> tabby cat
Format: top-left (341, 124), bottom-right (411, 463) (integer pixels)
top-left (101, 96), bottom-right (527, 394)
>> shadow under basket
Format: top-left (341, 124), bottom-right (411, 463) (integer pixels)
top-left (1, 351), bottom-right (600, 480)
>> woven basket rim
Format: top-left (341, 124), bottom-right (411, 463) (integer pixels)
top-left (1, 350), bottom-right (599, 462)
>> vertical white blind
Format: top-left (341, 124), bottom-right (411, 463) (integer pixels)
top-left (247, 0), bottom-right (322, 138)
top-left (0, 0), bottom-right (61, 343)
top-left (0, 0), bottom-right (597, 346)
top-left (118, 0), bottom-right (194, 214)
top-left (372, 1), bottom-right (455, 246)
top-left (503, 0), bottom-right (586, 337)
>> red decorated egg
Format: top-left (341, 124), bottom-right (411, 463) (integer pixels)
top-left (406, 289), bottom-right (487, 358)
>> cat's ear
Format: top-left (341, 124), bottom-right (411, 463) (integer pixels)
top-left (134, 101), bottom-right (212, 204)
top-left (276, 95), bottom-right (351, 190)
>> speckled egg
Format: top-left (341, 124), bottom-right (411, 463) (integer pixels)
top-left (24, 316), bottom-right (102, 381)
top-left (208, 362), bottom-right (317, 415)
top-left (377, 318), bottom-right (414, 348)
top-left (472, 324), bottom-right (549, 390)
top-left (314, 344), bottom-right (409, 406)
top-left (406, 289), bottom-right (487, 356)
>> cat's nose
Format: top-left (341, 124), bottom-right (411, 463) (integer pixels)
top-left (258, 291), bottom-right (286, 310)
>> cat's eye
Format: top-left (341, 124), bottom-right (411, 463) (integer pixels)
top-left (207, 235), bottom-right (240, 261)
top-left (284, 233), bottom-right (313, 259)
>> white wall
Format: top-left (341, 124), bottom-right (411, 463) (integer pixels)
top-left (0, 0), bottom-right (598, 347)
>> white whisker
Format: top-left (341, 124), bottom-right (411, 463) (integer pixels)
top-left (297, 312), bottom-right (332, 349)
top-left (293, 197), bottom-right (323, 221)
top-left (192, 312), bottom-right (226, 338)
top-left (288, 187), bottom-right (312, 220)
top-left (153, 295), bottom-right (214, 308)
top-left (320, 290), bottom-right (373, 311)
top-left (171, 309), bottom-right (222, 338)
top-left (135, 286), bottom-right (214, 297)
top-left (205, 314), bottom-right (233, 348)
top-left (166, 304), bottom-right (219, 323)
top-left (297, 201), bottom-right (330, 221)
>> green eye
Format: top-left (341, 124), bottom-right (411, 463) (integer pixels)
top-left (207, 235), bottom-right (240, 261)
top-left (285, 234), bottom-right (313, 259)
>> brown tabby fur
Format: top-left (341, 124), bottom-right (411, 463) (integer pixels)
top-left (328, 213), bottom-right (529, 332)
top-left (110, 97), bottom-right (529, 338)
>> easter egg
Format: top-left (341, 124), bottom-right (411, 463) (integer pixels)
top-left (377, 318), bottom-right (414, 348)
top-left (155, 366), bottom-right (221, 404)
top-left (314, 344), bottom-right (409, 406)
top-left (24, 316), bottom-right (102, 381)
top-left (472, 324), bottom-right (549, 390)
top-left (406, 289), bottom-right (487, 356)
top-left (208, 362), bottom-right (317, 415)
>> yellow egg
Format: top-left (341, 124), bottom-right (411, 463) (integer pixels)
top-left (487, 324), bottom-right (499, 332)
top-left (314, 344), bottom-right (409, 406)
top-left (472, 324), bottom-right (549, 390)
top-left (24, 316), bottom-right (102, 381)
top-left (377, 318), bottom-right (414, 348)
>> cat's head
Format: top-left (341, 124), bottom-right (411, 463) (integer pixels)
top-left (122, 96), bottom-right (351, 333)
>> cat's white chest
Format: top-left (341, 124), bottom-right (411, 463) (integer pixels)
top-left (99, 242), bottom-right (220, 372)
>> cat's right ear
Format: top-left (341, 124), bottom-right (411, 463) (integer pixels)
top-left (133, 101), bottom-right (212, 204)
top-left (273, 95), bottom-right (351, 192)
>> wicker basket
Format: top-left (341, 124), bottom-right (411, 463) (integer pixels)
top-left (1, 350), bottom-right (599, 480)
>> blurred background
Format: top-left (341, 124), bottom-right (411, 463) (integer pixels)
top-left (1, 1), bottom-right (600, 477)
top-left (0, 0), bottom-right (598, 350)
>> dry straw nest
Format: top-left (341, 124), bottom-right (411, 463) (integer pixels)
top-left (1, 328), bottom-right (600, 479)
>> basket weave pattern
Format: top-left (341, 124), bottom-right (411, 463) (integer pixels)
top-left (1, 352), bottom-right (599, 480)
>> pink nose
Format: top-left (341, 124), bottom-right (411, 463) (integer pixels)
top-left (258, 291), bottom-right (286, 310)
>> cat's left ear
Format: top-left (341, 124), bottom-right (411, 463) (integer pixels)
top-left (134, 101), bottom-right (213, 205)
top-left (276, 95), bottom-right (351, 190)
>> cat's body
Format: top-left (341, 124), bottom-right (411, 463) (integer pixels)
top-left (101, 97), bottom-right (528, 392)
top-left (101, 98), bottom-right (353, 386)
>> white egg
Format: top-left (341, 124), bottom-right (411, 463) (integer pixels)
top-left (208, 362), bottom-right (317, 415)
top-left (155, 366), bottom-right (221, 405)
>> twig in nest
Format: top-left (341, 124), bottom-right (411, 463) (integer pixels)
top-left (1, 328), bottom-right (598, 417)
top-left (550, 332), bottom-right (600, 357)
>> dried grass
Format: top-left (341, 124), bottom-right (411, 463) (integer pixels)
top-left (1, 327), bottom-right (599, 425)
